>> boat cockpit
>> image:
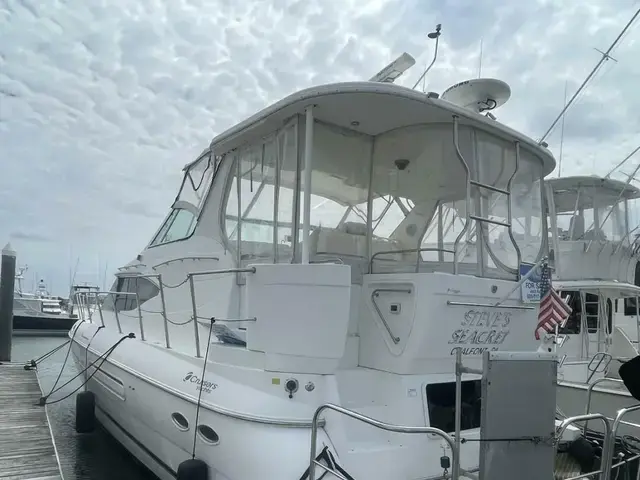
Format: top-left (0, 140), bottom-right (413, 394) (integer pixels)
top-left (546, 175), bottom-right (640, 282)
top-left (190, 82), bottom-right (557, 284)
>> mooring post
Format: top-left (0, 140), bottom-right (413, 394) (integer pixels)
top-left (0, 243), bottom-right (17, 362)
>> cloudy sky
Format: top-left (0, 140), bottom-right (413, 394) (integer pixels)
top-left (1, 0), bottom-right (639, 295)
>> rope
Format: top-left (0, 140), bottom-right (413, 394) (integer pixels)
top-left (45, 329), bottom-right (80, 399)
top-left (191, 319), bottom-right (215, 460)
top-left (24, 337), bottom-right (72, 370)
top-left (37, 333), bottom-right (135, 406)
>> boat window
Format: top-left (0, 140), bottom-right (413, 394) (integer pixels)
top-left (149, 152), bottom-right (216, 248)
top-left (471, 133), bottom-right (544, 273)
top-left (370, 125), bottom-right (544, 277)
top-left (624, 262), bottom-right (640, 315)
top-left (559, 291), bottom-right (612, 334)
top-left (179, 153), bottom-right (215, 208)
top-left (296, 121), bottom-right (371, 260)
top-left (558, 291), bottom-right (582, 334)
top-left (553, 184), bottom-right (629, 243)
top-left (276, 123), bottom-right (298, 260)
top-left (220, 119), bottom-right (545, 278)
top-left (150, 208), bottom-right (197, 246)
top-left (426, 380), bottom-right (481, 432)
top-left (225, 134), bottom-right (281, 262)
top-left (102, 277), bottom-right (160, 312)
top-left (223, 120), bottom-right (371, 263)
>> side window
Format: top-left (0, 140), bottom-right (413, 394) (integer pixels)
top-left (103, 277), bottom-right (159, 312)
top-left (624, 262), bottom-right (640, 315)
top-left (150, 208), bottom-right (197, 246)
top-left (559, 291), bottom-right (581, 334)
top-left (560, 292), bottom-right (612, 334)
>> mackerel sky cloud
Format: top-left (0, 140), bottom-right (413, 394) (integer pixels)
top-left (1, 0), bottom-right (639, 294)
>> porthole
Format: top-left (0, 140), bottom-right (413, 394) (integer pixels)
top-left (171, 412), bottom-right (189, 431)
top-left (197, 424), bottom-right (220, 445)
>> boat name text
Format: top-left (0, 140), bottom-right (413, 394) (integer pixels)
top-left (448, 309), bottom-right (511, 355)
top-left (183, 372), bottom-right (218, 394)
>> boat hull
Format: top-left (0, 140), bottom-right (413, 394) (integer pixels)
top-left (13, 314), bottom-right (77, 335)
top-left (557, 381), bottom-right (640, 437)
top-left (70, 326), bottom-right (335, 480)
top-left (69, 320), bottom-right (479, 480)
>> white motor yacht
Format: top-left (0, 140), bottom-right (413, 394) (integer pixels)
top-left (69, 55), bottom-right (558, 479)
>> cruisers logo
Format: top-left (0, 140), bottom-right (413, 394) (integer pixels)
top-left (183, 372), bottom-right (218, 394)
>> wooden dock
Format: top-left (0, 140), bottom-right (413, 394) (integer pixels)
top-left (0, 363), bottom-right (63, 480)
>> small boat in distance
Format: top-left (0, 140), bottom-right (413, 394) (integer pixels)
top-left (12, 267), bottom-right (77, 336)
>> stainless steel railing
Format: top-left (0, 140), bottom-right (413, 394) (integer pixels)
top-left (307, 404), bottom-right (463, 480)
top-left (603, 404), bottom-right (640, 476)
top-left (187, 267), bottom-right (257, 357)
top-left (75, 268), bottom-right (257, 357)
top-left (555, 413), bottom-right (613, 480)
top-left (369, 247), bottom-right (456, 274)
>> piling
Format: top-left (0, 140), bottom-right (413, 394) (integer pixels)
top-left (0, 242), bottom-right (16, 362)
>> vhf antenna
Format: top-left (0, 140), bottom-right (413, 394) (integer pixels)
top-left (412, 23), bottom-right (442, 91)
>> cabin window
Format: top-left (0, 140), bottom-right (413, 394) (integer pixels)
top-left (553, 184), bottom-right (630, 244)
top-left (624, 262), bottom-right (640, 315)
top-left (219, 119), bottom-right (545, 278)
top-left (276, 123), bottom-right (298, 260)
top-left (224, 134), bottom-right (282, 262)
top-left (426, 380), bottom-right (481, 432)
top-left (102, 277), bottom-right (159, 312)
top-left (559, 291), bottom-right (612, 334)
top-left (149, 152), bottom-right (215, 248)
top-left (150, 208), bottom-right (197, 246)
top-left (472, 134), bottom-right (544, 273)
top-left (294, 122), bottom-right (371, 261)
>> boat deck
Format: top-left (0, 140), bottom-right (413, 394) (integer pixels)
top-left (0, 363), bottom-right (63, 479)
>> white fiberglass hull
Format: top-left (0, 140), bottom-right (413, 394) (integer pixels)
top-left (70, 320), bottom-right (480, 480)
top-left (557, 380), bottom-right (640, 437)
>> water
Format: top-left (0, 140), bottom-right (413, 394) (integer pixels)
top-left (12, 336), bottom-right (157, 480)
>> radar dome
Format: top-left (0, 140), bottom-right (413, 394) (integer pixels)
top-left (441, 79), bottom-right (511, 114)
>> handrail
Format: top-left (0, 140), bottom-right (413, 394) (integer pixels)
top-left (111, 273), bottom-right (170, 348)
top-left (603, 404), bottom-right (640, 475)
top-left (447, 300), bottom-right (535, 310)
top-left (370, 288), bottom-right (412, 343)
top-left (452, 115), bottom-right (471, 275)
top-left (582, 377), bottom-right (626, 436)
top-left (369, 247), bottom-right (455, 274)
top-left (555, 413), bottom-right (613, 480)
top-left (188, 267), bottom-right (257, 278)
top-left (308, 403), bottom-right (459, 480)
top-left (187, 267), bottom-right (257, 357)
top-left (153, 255), bottom-right (220, 269)
top-left (586, 352), bottom-right (612, 384)
top-left (74, 290), bottom-right (141, 337)
top-left (506, 141), bottom-right (522, 275)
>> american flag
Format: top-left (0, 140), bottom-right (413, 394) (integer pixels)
top-left (534, 262), bottom-right (572, 340)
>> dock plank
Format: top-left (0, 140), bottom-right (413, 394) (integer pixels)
top-left (0, 363), bottom-right (63, 480)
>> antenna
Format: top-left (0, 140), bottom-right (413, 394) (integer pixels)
top-left (412, 23), bottom-right (442, 90)
top-left (557, 80), bottom-right (568, 177)
top-left (478, 38), bottom-right (483, 79)
top-left (539, 7), bottom-right (640, 144)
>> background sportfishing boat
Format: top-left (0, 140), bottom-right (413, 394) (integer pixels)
top-left (69, 51), bottom-right (559, 479)
top-left (541, 175), bottom-right (640, 435)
